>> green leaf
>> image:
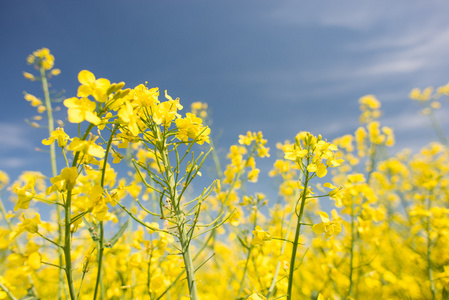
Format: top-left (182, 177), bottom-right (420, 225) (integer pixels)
top-left (83, 217), bottom-right (100, 242)
top-left (105, 219), bottom-right (130, 248)
top-left (19, 288), bottom-right (38, 300)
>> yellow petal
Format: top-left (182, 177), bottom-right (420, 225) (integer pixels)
top-left (77, 85), bottom-right (91, 97)
top-left (307, 163), bottom-right (317, 172)
top-left (85, 111), bottom-right (102, 125)
top-left (323, 182), bottom-right (336, 189)
top-left (319, 211), bottom-right (330, 223)
top-left (87, 144), bottom-right (105, 158)
top-left (63, 97), bottom-right (79, 108)
top-left (95, 78), bottom-right (111, 89)
top-left (78, 70), bottom-right (95, 85)
top-left (312, 223), bottom-right (325, 234)
top-left (27, 252), bottom-right (41, 270)
top-left (42, 137), bottom-right (55, 145)
top-left (68, 108), bottom-right (85, 123)
top-left (316, 163), bottom-right (327, 178)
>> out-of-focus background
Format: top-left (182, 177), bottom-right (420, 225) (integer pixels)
top-left (2, 0), bottom-right (449, 184)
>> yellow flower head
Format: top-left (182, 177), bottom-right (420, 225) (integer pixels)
top-left (13, 177), bottom-right (36, 211)
top-left (313, 211), bottom-right (342, 239)
top-left (175, 113), bottom-right (210, 145)
top-left (46, 167), bottom-right (78, 194)
top-left (42, 128), bottom-right (70, 148)
top-left (27, 48), bottom-right (55, 70)
top-left (77, 70), bottom-right (111, 103)
top-left (67, 137), bottom-right (105, 158)
top-left (64, 97), bottom-right (101, 125)
top-left (251, 225), bottom-right (271, 245)
top-left (24, 93), bottom-right (42, 107)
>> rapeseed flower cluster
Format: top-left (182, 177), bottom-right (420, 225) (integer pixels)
top-left (1, 48), bottom-right (449, 300)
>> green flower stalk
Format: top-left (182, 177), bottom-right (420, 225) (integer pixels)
top-left (281, 132), bottom-right (342, 300)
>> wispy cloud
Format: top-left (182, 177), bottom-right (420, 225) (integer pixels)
top-left (269, 1), bottom-right (449, 84)
top-left (0, 157), bottom-right (29, 168)
top-left (0, 123), bottom-right (34, 149)
top-left (270, 1), bottom-right (448, 31)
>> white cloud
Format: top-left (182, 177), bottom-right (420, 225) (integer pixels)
top-left (0, 157), bottom-right (29, 168)
top-left (270, 1), bottom-right (449, 31)
top-left (269, 1), bottom-right (449, 83)
top-left (0, 123), bottom-right (33, 149)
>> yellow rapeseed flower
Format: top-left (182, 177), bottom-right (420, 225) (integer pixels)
top-left (64, 97), bottom-right (101, 125)
top-left (42, 127), bottom-right (70, 148)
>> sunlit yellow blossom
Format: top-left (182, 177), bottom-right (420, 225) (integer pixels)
top-left (24, 93), bottom-right (42, 107)
top-left (42, 127), bottom-right (69, 148)
top-left (347, 173), bottom-right (365, 183)
top-left (409, 87), bottom-right (433, 101)
top-left (13, 177), bottom-right (36, 211)
top-left (239, 131), bottom-right (256, 145)
top-left (64, 97), bottom-right (101, 125)
top-left (150, 90), bottom-right (183, 127)
top-left (50, 68), bottom-right (61, 76)
top-left (77, 70), bottom-right (111, 102)
top-left (12, 213), bottom-right (41, 238)
top-left (67, 137), bottom-right (105, 158)
top-left (359, 95), bottom-right (381, 109)
top-left (382, 126), bottom-right (395, 147)
top-left (355, 127), bottom-right (367, 157)
top-left (190, 101), bottom-right (208, 119)
top-left (27, 48), bottom-right (55, 70)
top-left (175, 113), bottom-right (210, 145)
top-left (46, 167), bottom-right (78, 194)
top-left (252, 225), bottom-right (271, 245)
top-left (26, 251), bottom-right (41, 270)
top-left (89, 185), bottom-right (109, 221)
top-left (23, 72), bottom-right (36, 81)
top-left (247, 293), bottom-right (266, 300)
top-left (437, 82), bottom-right (449, 95)
top-left (118, 101), bottom-right (140, 136)
top-left (247, 167), bottom-right (260, 182)
top-left (37, 105), bottom-right (46, 113)
top-left (284, 144), bottom-right (308, 161)
top-left (312, 211), bottom-right (341, 239)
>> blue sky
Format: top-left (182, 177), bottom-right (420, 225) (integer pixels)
top-left (2, 0), bottom-right (449, 187)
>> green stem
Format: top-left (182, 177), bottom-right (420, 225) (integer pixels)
top-left (159, 130), bottom-right (198, 299)
top-left (286, 169), bottom-right (310, 300)
top-left (0, 280), bottom-right (17, 300)
top-left (40, 66), bottom-right (65, 300)
top-left (92, 223), bottom-right (104, 300)
top-left (348, 195), bottom-right (355, 298)
top-left (62, 123), bottom-right (95, 300)
top-left (237, 209), bottom-right (258, 298)
top-left (209, 138), bottom-right (223, 180)
top-left (266, 210), bottom-right (294, 299)
top-left (426, 192), bottom-right (436, 300)
top-left (93, 126), bottom-right (117, 300)
top-left (64, 189), bottom-right (77, 300)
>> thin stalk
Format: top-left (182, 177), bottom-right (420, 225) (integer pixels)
top-left (40, 66), bottom-right (65, 299)
top-left (62, 123), bottom-right (95, 300)
top-left (266, 211), bottom-right (294, 299)
top-left (209, 138), bottom-right (223, 180)
top-left (348, 196), bottom-right (355, 298)
top-left (237, 209), bottom-right (258, 298)
top-left (0, 281), bottom-right (17, 300)
top-left (159, 133), bottom-right (198, 300)
top-left (286, 168), bottom-right (310, 300)
top-left (93, 126), bottom-right (117, 300)
top-left (64, 189), bottom-right (77, 300)
top-left (426, 192), bottom-right (436, 300)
